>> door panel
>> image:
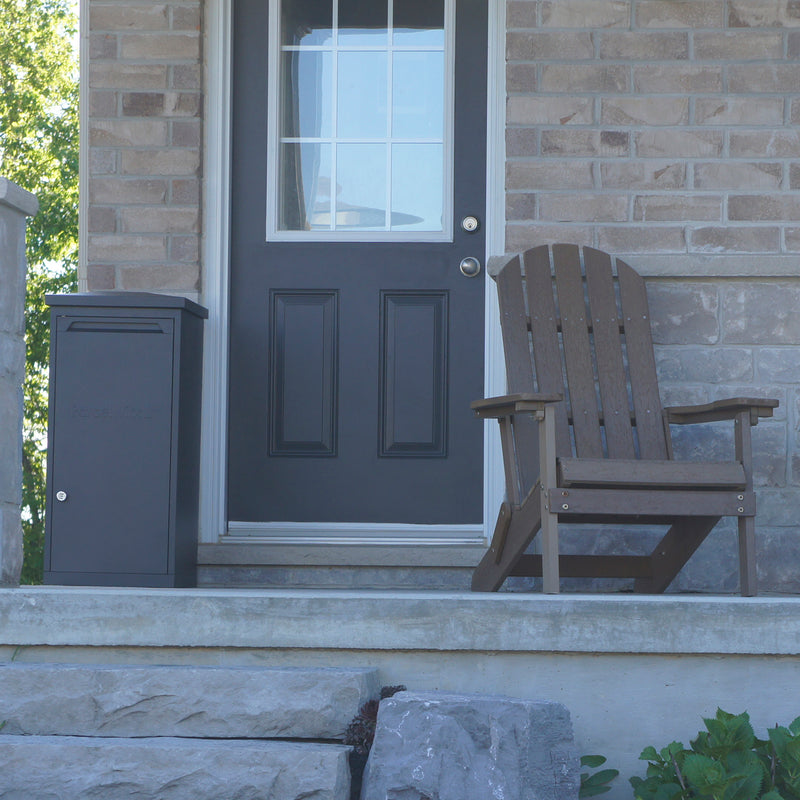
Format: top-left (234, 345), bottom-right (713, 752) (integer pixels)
top-left (228, 0), bottom-right (487, 526)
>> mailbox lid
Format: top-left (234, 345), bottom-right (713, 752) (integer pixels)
top-left (46, 292), bottom-right (208, 319)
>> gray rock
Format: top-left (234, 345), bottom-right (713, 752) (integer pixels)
top-left (0, 735), bottom-right (350, 800)
top-left (0, 663), bottom-right (378, 739)
top-left (361, 691), bottom-right (579, 800)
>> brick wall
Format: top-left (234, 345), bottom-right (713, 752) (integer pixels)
top-left (506, 0), bottom-right (800, 592)
top-left (86, 0), bottom-right (203, 298)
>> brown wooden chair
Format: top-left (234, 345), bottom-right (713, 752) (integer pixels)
top-left (472, 244), bottom-right (778, 595)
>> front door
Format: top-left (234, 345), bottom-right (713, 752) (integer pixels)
top-left (227, 0), bottom-right (487, 533)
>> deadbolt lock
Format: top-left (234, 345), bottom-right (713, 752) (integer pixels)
top-left (461, 215), bottom-right (480, 233)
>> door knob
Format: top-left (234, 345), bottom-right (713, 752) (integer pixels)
top-left (55, 490), bottom-right (68, 502)
top-left (459, 257), bottom-right (481, 277)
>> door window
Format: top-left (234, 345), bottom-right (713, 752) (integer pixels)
top-left (267, 0), bottom-right (453, 240)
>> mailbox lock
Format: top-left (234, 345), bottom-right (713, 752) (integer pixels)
top-left (55, 491), bottom-right (68, 502)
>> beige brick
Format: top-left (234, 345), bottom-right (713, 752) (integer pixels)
top-left (507, 31), bottom-right (594, 59)
top-left (601, 97), bottom-right (688, 126)
top-left (90, 4), bottom-right (168, 30)
top-left (540, 0), bottom-right (630, 29)
top-left (172, 6), bottom-right (201, 30)
top-left (506, 64), bottom-right (537, 93)
top-left (539, 64), bottom-right (629, 92)
top-left (90, 32), bottom-right (117, 58)
top-left (89, 177), bottom-right (168, 204)
top-left (88, 234), bottom-right (168, 262)
top-left (597, 225), bottom-right (686, 252)
top-left (730, 130), bottom-right (800, 157)
top-left (633, 195), bottom-right (722, 222)
top-left (507, 96), bottom-right (593, 125)
top-left (507, 0), bottom-right (538, 29)
top-left (171, 65), bottom-right (202, 89)
top-left (539, 194), bottom-right (628, 222)
top-left (729, 64), bottom-right (800, 92)
top-left (120, 32), bottom-right (200, 60)
top-left (506, 193), bottom-right (537, 221)
top-left (118, 264), bottom-right (200, 291)
top-left (541, 129), bottom-right (629, 157)
top-left (635, 1), bottom-right (723, 28)
top-left (87, 264), bottom-right (117, 291)
top-left (695, 97), bottom-right (784, 126)
top-left (506, 129), bottom-right (539, 157)
top-left (89, 150), bottom-right (116, 175)
top-left (598, 31), bottom-right (689, 59)
top-left (506, 160), bottom-right (594, 190)
top-left (729, 195), bottom-right (800, 220)
top-left (729, 0), bottom-right (800, 27)
top-left (89, 63), bottom-right (168, 90)
top-left (505, 222), bottom-right (594, 252)
top-left (693, 31), bottom-right (784, 59)
top-left (171, 119), bottom-right (201, 147)
top-left (88, 206), bottom-right (117, 233)
top-left (635, 129), bottom-right (723, 158)
top-left (170, 234), bottom-right (200, 262)
top-left (89, 119), bottom-right (168, 147)
top-left (89, 90), bottom-right (117, 118)
top-left (601, 161), bottom-right (686, 190)
top-left (120, 207), bottom-right (199, 233)
top-left (171, 178), bottom-right (201, 204)
top-left (122, 92), bottom-right (165, 116)
top-left (120, 149), bottom-right (200, 175)
top-left (633, 65), bottom-right (722, 93)
top-left (690, 226), bottom-right (780, 252)
top-left (694, 162), bottom-right (782, 190)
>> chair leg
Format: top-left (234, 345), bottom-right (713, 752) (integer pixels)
top-left (738, 515), bottom-right (758, 597)
top-left (540, 485), bottom-right (560, 594)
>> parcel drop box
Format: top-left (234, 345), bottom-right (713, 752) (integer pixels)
top-left (44, 293), bottom-right (207, 587)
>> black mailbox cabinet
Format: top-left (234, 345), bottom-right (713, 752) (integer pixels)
top-left (44, 293), bottom-right (207, 587)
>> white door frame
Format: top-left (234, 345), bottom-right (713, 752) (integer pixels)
top-left (198, 0), bottom-right (506, 545)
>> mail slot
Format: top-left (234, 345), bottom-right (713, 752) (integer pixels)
top-left (44, 293), bottom-right (207, 587)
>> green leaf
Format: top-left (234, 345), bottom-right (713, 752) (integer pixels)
top-left (581, 755), bottom-right (608, 769)
top-left (640, 747), bottom-right (660, 761)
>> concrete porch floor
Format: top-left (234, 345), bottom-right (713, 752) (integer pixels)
top-left (1, 587), bottom-right (799, 799)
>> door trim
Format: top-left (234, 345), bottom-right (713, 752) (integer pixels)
top-left (199, 0), bottom-right (506, 546)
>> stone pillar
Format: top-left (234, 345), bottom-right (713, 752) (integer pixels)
top-left (0, 178), bottom-right (38, 586)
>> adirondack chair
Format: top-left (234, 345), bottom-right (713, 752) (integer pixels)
top-left (472, 244), bottom-right (778, 595)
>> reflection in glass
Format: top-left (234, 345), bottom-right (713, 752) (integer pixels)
top-left (281, 51), bottom-right (333, 138)
top-left (338, 0), bottom-right (388, 45)
top-left (280, 0), bottom-right (333, 46)
top-left (391, 144), bottom-right (443, 231)
top-left (336, 144), bottom-right (387, 229)
top-left (337, 52), bottom-right (387, 139)
top-left (392, 51), bottom-right (444, 139)
top-left (279, 142), bottom-right (332, 230)
top-left (393, 0), bottom-right (444, 45)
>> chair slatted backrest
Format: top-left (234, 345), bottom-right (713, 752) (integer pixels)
top-left (495, 244), bottom-right (670, 465)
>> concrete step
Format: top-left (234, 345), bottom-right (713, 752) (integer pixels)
top-left (0, 735), bottom-right (351, 800)
top-left (0, 663), bottom-right (378, 739)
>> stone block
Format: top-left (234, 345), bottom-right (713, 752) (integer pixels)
top-left (689, 226), bottom-right (780, 253)
top-left (506, 129), bottom-right (539, 158)
top-left (635, 195), bottom-right (722, 222)
top-left (170, 233), bottom-right (200, 262)
top-left (601, 161), bottom-right (686, 190)
top-left (90, 177), bottom-right (168, 204)
top-left (171, 119), bottom-right (202, 147)
top-left (87, 206), bottom-right (116, 233)
top-left (89, 89), bottom-right (117, 117)
top-left (506, 161), bottom-right (594, 191)
top-left (790, 164), bottom-right (800, 189)
top-left (786, 228), bottom-right (800, 251)
top-left (89, 62), bottom-right (168, 90)
top-left (172, 5), bottom-right (201, 30)
top-left (90, 3), bottom-right (169, 31)
top-left (121, 91), bottom-right (166, 116)
top-left (507, 96), bottom-right (593, 126)
top-left (540, 0), bottom-right (629, 29)
top-left (728, 64), bottom-right (800, 92)
top-left (86, 264), bottom-right (117, 290)
top-left (598, 31), bottom-right (689, 59)
top-left (89, 149), bottom-right (117, 175)
top-left (539, 64), bottom-right (629, 92)
top-left (757, 348), bottom-right (800, 383)
top-left (730, 130), bottom-right (800, 158)
top-left (729, 195), bottom-right (800, 221)
top-left (120, 32), bottom-right (201, 60)
top-left (362, 691), bottom-right (579, 800)
top-left (0, 736), bottom-right (350, 800)
top-left (635, 129), bottom-right (723, 158)
top-left (729, 0), bottom-right (800, 28)
top-left (120, 206), bottom-right (199, 233)
top-left (89, 32), bottom-right (117, 59)
top-left (87, 233), bottom-right (168, 262)
top-left (0, 392), bottom-right (22, 502)
top-left (0, 504), bottom-right (23, 586)
top-left (506, 1), bottom-right (538, 29)
top-left (694, 96), bottom-right (784, 126)
top-left (506, 193), bottom-right (537, 221)
top-left (634, 65), bottom-right (722, 93)
top-left (647, 282), bottom-right (719, 345)
top-left (171, 177), bottom-right (201, 204)
top-left (636, 0), bottom-right (723, 28)
top-left (171, 64), bottom-right (202, 89)
top-left (601, 97), bottom-right (688, 126)
top-left (507, 64), bottom-right (538, 93)
top-left (755, 528), bottom-right (800, 594)
top-left (655, 346), bottom-right (754, 383)
top-left (721, 283), bottom-right (800, 344)
top-left (0, 337), bottom-right (24, 380)
top-left (597, 226), bottom-right (686, 254)
top-left (118, 263), bottom-right (200, 291)
top-left (694, 30), bottom-right (784, 59)
top-left (0, 664), bottom-right (377, 739)
top-left (539, 193), bottom-right (627, 223)
top-left (120, 148), bottom-right (200, 176)
top-left (506, 31), bottom-right (594, 59)
top-left (506, 223), bottom-right (594, 252)
top-left (694, 162), bottom-right (782, 190)
top-left (790, 31), bottom-right (800, 55)
top-left (89, 119), bottom-right (168, 148)
top-left (541, 130), bottom-right (628, 157)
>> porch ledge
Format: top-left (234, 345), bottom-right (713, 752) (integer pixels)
top-left (1, 587), bottom-right (799, 656)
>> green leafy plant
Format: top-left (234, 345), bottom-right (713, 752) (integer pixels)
top-left (630, 708), bottom-right (800, 800)
top-left (580, 754), bottom-right (619, 797)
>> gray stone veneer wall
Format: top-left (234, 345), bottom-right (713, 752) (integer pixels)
top-left (0, 179), bottom-right (37, 586)
top-left (86, 0), bottom-right (203, 298)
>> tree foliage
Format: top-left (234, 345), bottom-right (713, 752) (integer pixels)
top-left (0, 0), bottom-right (79, 582)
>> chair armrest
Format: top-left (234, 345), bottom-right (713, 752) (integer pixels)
top-left (471, 392), bottom-right (563, 419)
top-left (664, 397), bottom-right (779, 426)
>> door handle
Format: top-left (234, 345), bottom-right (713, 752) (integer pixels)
top-left (459, 257), bottom-right (482, 278)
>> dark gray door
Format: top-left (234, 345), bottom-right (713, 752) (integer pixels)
top-left (228, 0), bottom-right (487, 525)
